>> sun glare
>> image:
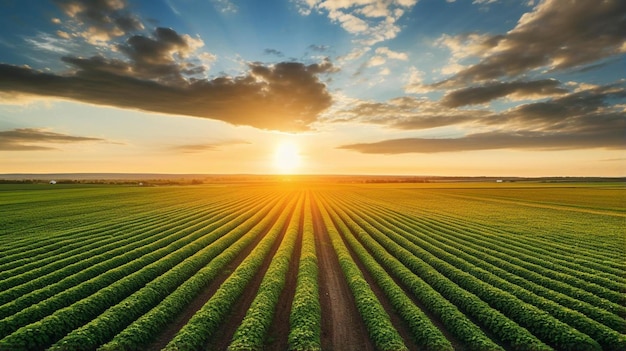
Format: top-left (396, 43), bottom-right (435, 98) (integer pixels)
top-left (274, 141), bottom-right (302, 174)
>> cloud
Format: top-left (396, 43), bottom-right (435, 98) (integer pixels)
top-left (295, 0), bottom-right (417, 45)
top-left (0, 59), bottom-right (334, 132)
top-left (333, 96), bottom-right (486, 129)
top-left (435, 0), bottom-right (626, 86)
top-left (211, 0), bottom-right (238, 13)
top-left (54, 0), bottom-right (144, 44)
top-left (441, 79), bottom-right (569, 107)
top-left (172, 139), bottom-right (251, 153)
top-left (366, 46), bottom-right (408, 67)
top-left (54, 27), bottom-right (209, 85)
top-left (308, 44), bottom-right (330, 53)
top-left (338, 127), bottom-right (624, 154)
top-left (338, 82), bottom-right (626, 153)
top-left (0, 128), bottom-right (106, 151)
top-left (264, 49), bottom-right (284, 57)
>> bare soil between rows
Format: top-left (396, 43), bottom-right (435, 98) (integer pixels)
top-left (311, 196), bottom-right (375, 351)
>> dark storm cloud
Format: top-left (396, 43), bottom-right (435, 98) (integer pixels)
top-left (435, 0), bottom-right (626, 87)
top-left (0, 59), bottom-right (334, 132)
top-left (440, 79), bottom-right (569, 107)
top-left (0, 128), bottom-right (106, 151)
top-left (338, 82), bottom-right (626, 153)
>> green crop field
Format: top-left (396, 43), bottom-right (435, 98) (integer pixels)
top-left (0, 182), bottom-right (624, 351)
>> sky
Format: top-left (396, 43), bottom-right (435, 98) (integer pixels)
top-left (0, 0), bottom-right (624, 176)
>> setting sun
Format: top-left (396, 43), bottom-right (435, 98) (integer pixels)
top-left (274, 141), bottom-right (302, 174)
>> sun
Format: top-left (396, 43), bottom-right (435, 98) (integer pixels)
top-left (274, 141), bottom-right (302, 174)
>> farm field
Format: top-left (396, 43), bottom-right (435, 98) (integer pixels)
top-left (0, 181), bottom-right (624, 351)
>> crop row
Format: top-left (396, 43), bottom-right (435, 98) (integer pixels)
top-left (0, 194), bottom-right (242, 301)
top-left (355, 191), bottom-right (626, 304)
top-left (0, 197), bottom-right (211, 278)
top-left (48, 193), bottom-right (291, 351)
top-left (287, 192), bottom-right (322, 351)
top-left (390, 191), bottom-right (626, 277)
top-left (315, 195), bottom-right (408, 351)
top-left (162, 193), bottom-right (300, 350)
top-left (366, 201), bottom-right (626, 333)
top-left (327, 192), bottom-right (616, 351)
top-left (0, 192), bottom-right (268, 322)
top-left (319, 195), bottom-right (455, 351)
top-left (318, 193), bottom-right (545, 351)
top-left (227, 193), bottom-right (304, 350)
top-left (98, 193), bottom-right (293, 351)
top-left (349, 199), bottom-right (626, 350)
top-left (0, 192), bottom-right (276, 350)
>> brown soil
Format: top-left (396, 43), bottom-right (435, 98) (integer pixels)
top-left (145, 196), bottom-right (292, 351)
top-left (310, 195), bottom-right (375, 351)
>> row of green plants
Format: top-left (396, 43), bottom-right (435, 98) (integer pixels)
top-left (227, 195), bottom-right (304, 350)
top-left (338, 196), bottom-right (602, 351)
top-left (328, 193), bottom-right (552, 351)
top-left (374, 203), bottom-right (626, 333)
top-left (0, 193), bottom-right (262, 323)
top-left (359, 202), bottom-right (626, 350)
top-left (320, 196), bottom-right (455, 351)
top-left (415, 208), bottom-right (626, 300)
top-left (0, 196), bottom-right (213, 279)
top-left (322, 195), bottom-right (525, 351)
top-left (0, 197), bottom-right (228, 306)
top-left (0, 193), bottom-right (272, 350)
top-left (376, 200), bottom-right (626, 316)
top-left (0, 190), bottom-right (193, 262)
top-left (287, 193), bottom-right (322, 351)
top-left (98, 194), bottom-right (292, 351)
top-left (162, 194), bottom-right (300, 351)
top-left (392, 193), bottom-right (626, 280)
top-left (358, 192), bottom-right (626, 311)
top-left (316, 195), bottom-right (408, 351)
top-left (48, 194), bottom-right (289, 351)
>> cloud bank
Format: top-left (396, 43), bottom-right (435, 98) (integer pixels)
top-left (338, 82), bottom-right (626, 153)
top-left (0, 0), bottom-right (335, 132)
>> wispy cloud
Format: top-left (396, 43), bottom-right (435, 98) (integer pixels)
top-left (339, 128), bottom-right (625, 154)
top-left (264, 48), bottom-right (284, 57)
top-left (0, 128), bottom-right (107, 151)
top-left (295, 0), bottom-right (417, 45)
top-left (171, 139), bottom-right (251, 153)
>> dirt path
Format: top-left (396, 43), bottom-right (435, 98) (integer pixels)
top-left (333, 214), bottom-right (419, 351)
top-left (146, 196), bottom-right (292, 351)
top-left (311, 195), bottom-right (375, 351)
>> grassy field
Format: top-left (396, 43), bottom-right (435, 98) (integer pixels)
top-left (0, 182), bottom-right (624, 351)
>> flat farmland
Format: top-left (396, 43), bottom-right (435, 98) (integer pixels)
top-left (0, 182), bottom-right (624, 351)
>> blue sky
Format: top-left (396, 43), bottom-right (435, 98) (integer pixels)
top-left (0, 0), bottom-right (624, 175)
